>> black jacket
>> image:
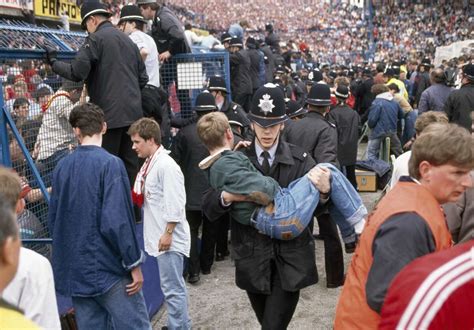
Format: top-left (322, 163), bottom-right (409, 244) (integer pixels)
top-left (414, 71), bottom-right (430, 106)
top-left (246, 47), bottom-right (262, 91)
top-left (230, 50), bottom-right (253, 96)
top-left (285, 111), bottom-right (338, 166)
top-left (171, 121), bottom-right (209, 210)
top-left (265, 32), bottom-right (280, 54)
top-left (52, 21), bottom-right (148, 129)
top-left (260, 45), bottom-right (275, 83)
top-left (152, 5), bottom-right (190, 55)
top-left (327, 104), bottom-right (360, 166)
top-left (354, 77), bottom-right (374, 116)
top-left (444, 83), bottom-right (474, 132)
top-left (202, 141), bottom-right (318, 293)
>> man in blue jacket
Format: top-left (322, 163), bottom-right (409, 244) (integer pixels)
top-left (48, 103), bottom-right (150, 330)
top-left (367, 84), bottom-right (404, 160)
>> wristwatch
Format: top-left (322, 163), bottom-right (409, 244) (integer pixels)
top-left (166, 227), bottom-right (173, 235)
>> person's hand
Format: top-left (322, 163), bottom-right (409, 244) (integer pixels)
top-left (222, 191), bottom-right (250, 203)
top-left (126, 267), bottom-right (144, 295)
top-left (158, 232), bottom-right (172, 252)
top-left (159, 51), bottom-right (172, 62)
top-left (44, 47), bottom-right (57, 65)
top-left (233, 140), bottom-right (251, 151)
top-left (308, 167), bottom-right (331, 194)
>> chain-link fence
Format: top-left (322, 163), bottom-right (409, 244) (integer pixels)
top-left (1, 56), bottom-right (77, 258)
top-left (162, 52), bottom-right (231, 118)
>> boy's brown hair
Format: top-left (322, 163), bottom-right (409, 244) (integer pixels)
top-left (0, 166), bottom-right (22, 210)
top-left (409, 123), bottom-right (474, 179)
top-left (197, 112), bottom-right (230, 151)
top-left (128, 118), bottom-right (162, 145)
top-left (414, 111), bottom-right (449, 135)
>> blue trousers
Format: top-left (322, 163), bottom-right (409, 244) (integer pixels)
top-left (72, 276), bottom-right (151, 330)
top-left (251, 163), bottom-right (367, 241)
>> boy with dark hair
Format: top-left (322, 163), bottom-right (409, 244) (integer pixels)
top-left (129, 117), bottom-right (191, 329)
top-left (48, 103), bottom-right (151, 330)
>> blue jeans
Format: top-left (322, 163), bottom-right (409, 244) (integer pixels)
top-left (367, 132), bottom-right (403, 160)
top-left (251, 163), bottom-right (367, 242)
top-left (72, 276), bottom-right (151, 330)
top-left (157, 252), bottom-right (191, 330)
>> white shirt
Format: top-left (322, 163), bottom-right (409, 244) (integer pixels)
top-left (143, 147), bottom-right (190, 257)
top-left (389, 150), bottom-right (411, 190)
top-left (184, 30), bottom-right (202, 46)
top-left (129, 30), bottom-right (160, 88)
top-left (3, 247), bottom-right (61, 330)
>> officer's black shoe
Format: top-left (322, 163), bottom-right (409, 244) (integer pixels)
top-left (188, 274), bottom-right (200, 284)
top-left (201, 269), bottom-right (211, 275)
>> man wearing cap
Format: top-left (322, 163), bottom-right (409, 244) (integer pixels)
top-left (354, 68), bottom-right (374, 123)
top-left (118, 5), bottom-right (170, 144)
top-left (138, 0), bottom-right (191, 116)
top-left (220, 32), bottom-right (232, 50)
top-left (208, 76), bottom-right (251, 144)
top-left (171, 92), bottom-right (219, 284)
top-left (444, 63), bottom-right (474, 132)
top-left (44, 0), bottom-right (148, 194)
top-left (328, 85), bottom-right (360, 189)
top-left (201, 84), bottom-right (325, 328)
top-left (264, 23), bottom-right (280, 54)
top-left (413, 58), bottom-right (432, 107)
top-left (229, 36), bottom-right (253, 113)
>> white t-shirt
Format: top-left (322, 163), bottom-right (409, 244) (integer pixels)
top-left (389, 150), bottom-right (411, 190)
top-left (129, 30), bottom-right (160, 88)
top-left (3, 247), bottom-right (61, 330)
top-left (143, 147), bottom-right (190, 257)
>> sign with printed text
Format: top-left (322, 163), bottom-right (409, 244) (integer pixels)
top-left (34, 0), bottom-right (81, 23)
top-left (0, 0), bottom-right (33, 10)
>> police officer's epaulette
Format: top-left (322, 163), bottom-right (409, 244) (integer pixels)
top-left (232, 104), bottom-right (238, 112)
top-left (288, 143), bottom-right (309, 161)
top-left (325, 118), bottom-right (336, 128)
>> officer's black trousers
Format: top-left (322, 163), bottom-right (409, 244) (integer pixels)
top-left (317, 213), bottom-right (344, 287)
top-left (246, 261), bottom-right (300, 330)
top-left (186, 210), bottom-right (216, 275)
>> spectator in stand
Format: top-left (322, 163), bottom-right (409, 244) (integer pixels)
top-left (184, 22), bottom-right (203, 46)
top-left (418, 67), bottom-right (454, 114)
top-left (366, 84), bottom-right (404, 160)
top-left (34, 80), bottom-right (83, 187)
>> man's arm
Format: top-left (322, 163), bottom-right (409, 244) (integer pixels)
top-left (366, 212), bottom-right (436, 313)
top-left (51, 36), bottom-right (98, 82)
top-left (417, 90), bottom-right (429, 113)
top-left (367, 104), bottom-right (380, 129)
top-left (99, 160), bottom-right (145, 271)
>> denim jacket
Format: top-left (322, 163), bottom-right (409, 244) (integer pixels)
top-left (368, 92), bottom-right (404, 139)
top-left (49, 146), bottom-right (145, 297)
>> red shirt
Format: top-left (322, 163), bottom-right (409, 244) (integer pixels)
top-left (380, 241), bottom-right (474, 330)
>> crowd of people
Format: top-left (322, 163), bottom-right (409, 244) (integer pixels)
top-left (0, 0), bottom-right (474, 329)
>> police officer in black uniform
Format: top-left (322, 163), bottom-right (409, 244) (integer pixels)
top-left (137, 0), bottom-right (192, 117)
top-left (45, 1), bottom-right (148, 194)
top-left (202, 83), bottom-right (331, 329)
top-left (285, 83), bottom-right (346, 288)
top-left (228, 36), bottom-right (253, 113)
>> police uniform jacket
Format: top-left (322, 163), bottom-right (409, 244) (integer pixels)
top-left (152, 5), bottom-right (190, 55)
top-left (285, 111), bottom-right (338, 166)
top-left (230, 50), bottom-right (253, 96)
top-left (246, 47), bottom-right (263, 91)
top-left (202, 140), bottom-right (318, 293)
top-left (327, 104), bottom-right (360, 166)
top-left (52, 21), bottom-right (148, 129)
top-left (171, 121), bottom-right (210, 211)
top-left (260, 45), bottom-right (276, 83)
top-left (443, 83), bottom-right (474, 132)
